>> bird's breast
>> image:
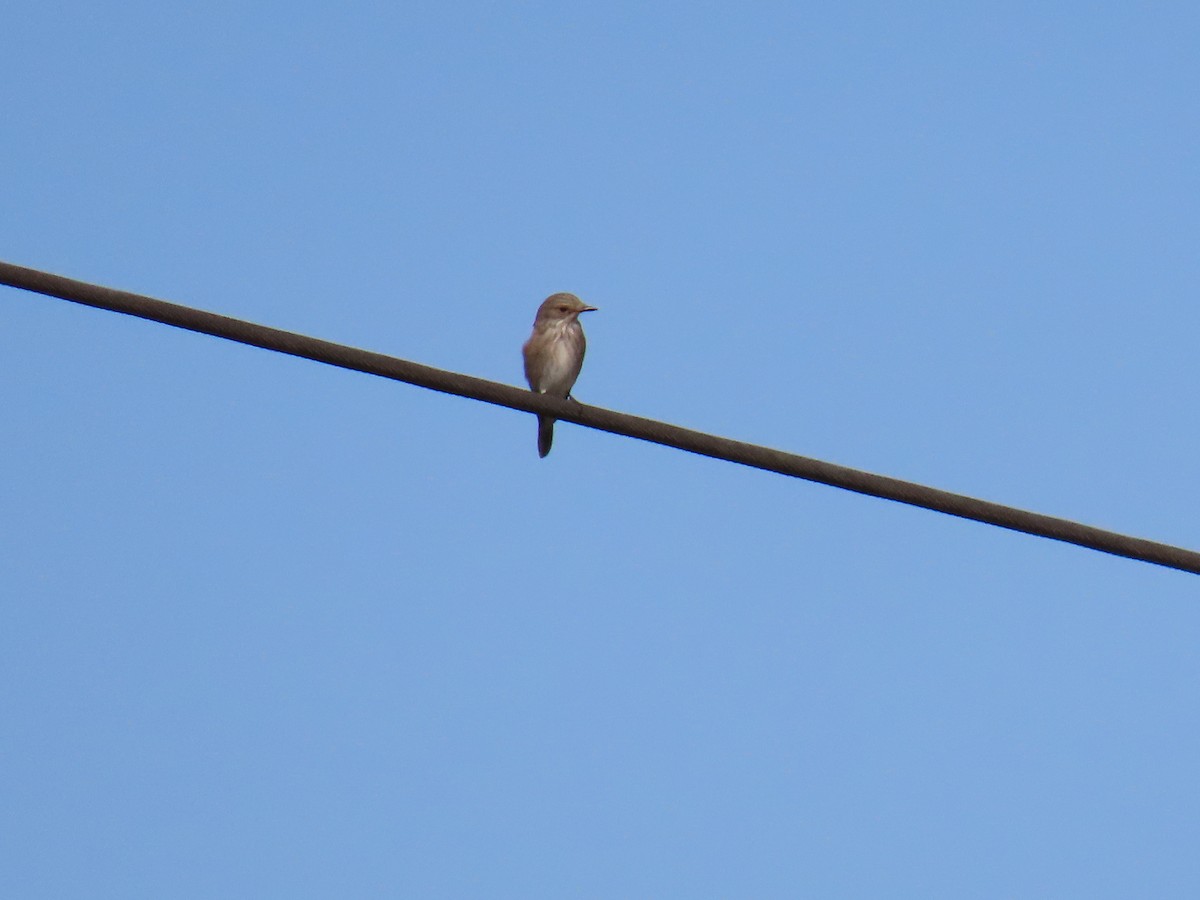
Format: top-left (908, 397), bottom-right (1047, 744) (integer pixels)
top-left (526, 321), bottom-right (585, 397)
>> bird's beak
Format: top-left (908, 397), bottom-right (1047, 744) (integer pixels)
top-left (581, 305), bottom-right (598, 312)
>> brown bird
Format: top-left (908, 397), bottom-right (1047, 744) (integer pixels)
top-left (522, 293), bottom-right (597, 457)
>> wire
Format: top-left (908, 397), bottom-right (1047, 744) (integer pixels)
top-left (3, 259), bottom-right (1197, 575)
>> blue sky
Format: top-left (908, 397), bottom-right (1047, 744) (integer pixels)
top-left (3, 2), bottom-right (1199, 896)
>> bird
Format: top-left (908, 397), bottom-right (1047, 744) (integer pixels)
top-left (522, 292), bottom-right (597, 457)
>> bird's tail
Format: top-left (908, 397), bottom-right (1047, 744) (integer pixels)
top-left (537, 415), bottom-right (555, 458)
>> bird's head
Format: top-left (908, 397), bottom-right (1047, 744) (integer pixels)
top-left (534, 292), bottom-right (598, 324)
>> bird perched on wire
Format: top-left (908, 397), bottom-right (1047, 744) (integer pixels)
top-left (522, 292), bottom-right (598, 457)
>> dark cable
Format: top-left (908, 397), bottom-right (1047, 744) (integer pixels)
top-left (3, 259), bottom-right (1196, 575)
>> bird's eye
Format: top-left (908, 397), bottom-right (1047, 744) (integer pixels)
top-left (557, 305), bottom-right (569, 312)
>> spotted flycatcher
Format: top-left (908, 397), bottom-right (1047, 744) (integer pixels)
top-left (522, 292), bottom-right (597, 457)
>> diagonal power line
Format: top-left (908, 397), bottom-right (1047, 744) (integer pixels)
top-left (2, 258), bottom-right (1197, 575)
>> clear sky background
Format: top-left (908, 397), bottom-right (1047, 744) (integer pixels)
top-left (3, 2), bottom-right (1199, 897)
